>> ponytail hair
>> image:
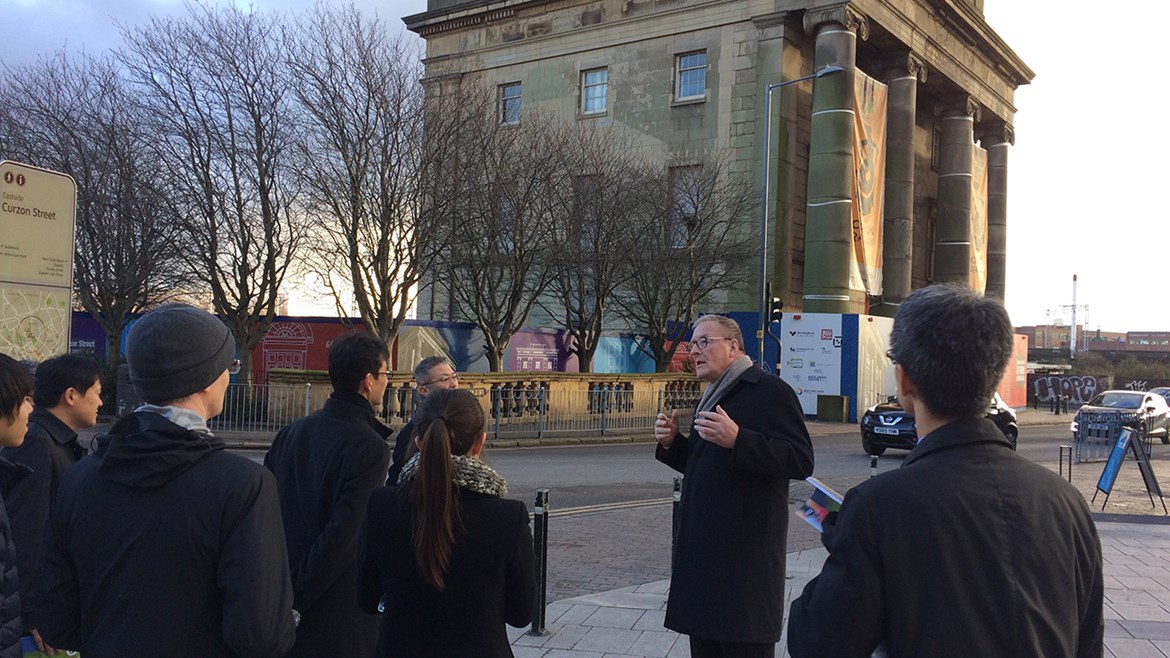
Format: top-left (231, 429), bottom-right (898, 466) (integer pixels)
top-left (411, 388), bottom-right (486, 591)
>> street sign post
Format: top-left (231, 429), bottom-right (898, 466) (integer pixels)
top-left (0, 160), bottom-right (77, 361)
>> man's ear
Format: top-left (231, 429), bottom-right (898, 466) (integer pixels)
top-left (60, 387), bottom-right (78, 408)
top-left (895, 364), bottom-right (920, 410)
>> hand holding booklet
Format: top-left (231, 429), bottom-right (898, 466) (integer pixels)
top-left (799, 477), bottom-right (844, 532)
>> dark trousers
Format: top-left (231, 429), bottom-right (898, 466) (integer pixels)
top-left (689, 636), bottom-right (775, 658)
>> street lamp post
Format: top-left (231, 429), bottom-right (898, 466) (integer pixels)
top-left (756, 65), bottom-right (845, 367)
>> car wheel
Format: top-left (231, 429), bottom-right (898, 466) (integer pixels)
top-left (1004, 426), bottom-right (1018, 451)
top-left (862, 435), bottom-right (886, 456)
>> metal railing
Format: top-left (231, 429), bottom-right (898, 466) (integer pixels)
top-left (208, 381), bottom-right (700, 438)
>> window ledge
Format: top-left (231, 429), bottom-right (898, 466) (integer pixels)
top-left (671, 96), bottom-right (707, 107)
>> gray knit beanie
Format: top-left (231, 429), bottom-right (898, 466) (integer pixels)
top-left (128, 303), bottom-right (235, 403)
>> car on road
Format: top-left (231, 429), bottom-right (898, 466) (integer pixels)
top-left (859, 393), bottom-right (1019, 456)
top-left (1070, 390), bottom-right (1170, 444)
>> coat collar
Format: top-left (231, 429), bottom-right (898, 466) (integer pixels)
top-left (29, 406), bottom-right (79, 447)
top-left (325, 390), bottom-right (391, 439)
top-left (903, 416), bottom-right (1011, 467)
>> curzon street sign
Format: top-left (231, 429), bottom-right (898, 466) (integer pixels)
top-left (0, 160), bottom-right (77, 361)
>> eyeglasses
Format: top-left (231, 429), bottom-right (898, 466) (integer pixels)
top-left (228, 359), bottom-right (242, 375)
top-left (419, 372), bottom-right (460, 387)
top-left (374, 371), bottom-right (392, 378)
top-left (688, 336), bottom-right (733, 352)
top-left (885, 349), bottom-right (897, 365)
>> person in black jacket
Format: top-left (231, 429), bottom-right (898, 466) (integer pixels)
top-left (359, 388), bottom-right (536, 658)
top-left (35, 303), bottom-right (296, 657)
top-left (788, 285), bottom-right (1104, 657)
top-left (1, 353), bottom-right (100, 654)
top-left (387, 356), bottom-right (460, 484)
top-left (0, 353), bottom-right (33, 658)
top-left (653, 314), bottom-right (814, 658)
top-left (264, 331), bottom-right (393, 657)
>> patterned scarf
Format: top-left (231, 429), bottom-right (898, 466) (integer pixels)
top-left (397, 453), bottom-right (508, 497)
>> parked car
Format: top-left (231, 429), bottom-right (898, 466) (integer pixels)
top-left (1070, 390), bottom-right (1170, 444)
top-left (1149, 387), bottom-right (1170, 409)
top-left (859, 393), bottom-right (1019, 456)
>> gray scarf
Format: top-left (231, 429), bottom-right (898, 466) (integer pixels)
top-left (695, 355), bottom-right (754, 414)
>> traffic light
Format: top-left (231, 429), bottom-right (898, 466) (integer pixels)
top-left (769, 297), bottom-right (784, 324)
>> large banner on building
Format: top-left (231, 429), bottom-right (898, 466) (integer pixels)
top-left (779, 313), bottom-right (844, 415)
top-left (969, 146), bottom-right (989, 293)
top-left (849, 73), bottom-right (887, 296)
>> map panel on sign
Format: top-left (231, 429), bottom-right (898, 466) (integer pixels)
top-left (0, 283), bottom-right (72, 361)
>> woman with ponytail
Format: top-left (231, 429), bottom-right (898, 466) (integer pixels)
top-left (359, 388), bottom-right (536, 657)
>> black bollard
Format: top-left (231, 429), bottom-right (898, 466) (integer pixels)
top-left (870, 454), bottom-right (879, 478)
top-left (529, 490), bottom-right (550, 636)
top-left (671, 476), bottom-right (682, 570)
top-left (1059, 445), bottom-right (1073, 483)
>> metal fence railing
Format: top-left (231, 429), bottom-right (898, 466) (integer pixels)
top-left (207, 381), bottom-right (701, 439)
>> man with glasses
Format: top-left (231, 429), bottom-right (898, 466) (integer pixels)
top-left (788, 285), bottom-right (1103, 657)
top-left (37, 303), bottom-right (295, 656)
top-left (654, 314), bottom-right (813, 657)
top-left (387, 355), bottom-right (459, 484)
top-left (264, 331), bottom-right (393, 658)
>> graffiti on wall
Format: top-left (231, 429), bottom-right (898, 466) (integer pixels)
top-left (1028, 375), bottom-right (1109, 405)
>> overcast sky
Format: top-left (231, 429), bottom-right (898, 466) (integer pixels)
top-left (1, 0), bottom-right (1161, 334)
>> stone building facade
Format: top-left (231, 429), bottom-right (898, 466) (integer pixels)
top-left (405, 0), bottom-right (1032, 319)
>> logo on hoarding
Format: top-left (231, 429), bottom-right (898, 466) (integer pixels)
top-left (821, 329), bottom-right (833, 340)
top-left (788, 359), bottom-right (804, 369)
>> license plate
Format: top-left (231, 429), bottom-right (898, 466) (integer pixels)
top-left (873, 427), bottom-right (900, 436)
top-left (1087, 423), bottom-right (1110, 431)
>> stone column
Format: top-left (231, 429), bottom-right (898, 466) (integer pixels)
top-left (932, 96), bottom-right (981, 286)
top-left (978, 122), bottom-right (1013, 299)
top-left (801, 3), bottom-right (868, 314)
top-left (872, 53), bottom-right (926, 318)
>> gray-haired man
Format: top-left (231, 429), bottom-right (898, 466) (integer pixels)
top-left (386, 355), bottom-right (459, 484)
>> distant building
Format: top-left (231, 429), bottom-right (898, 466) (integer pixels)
top-left (405, 0), bottom-right (1032, 324)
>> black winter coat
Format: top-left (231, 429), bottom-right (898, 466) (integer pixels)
top-left (264, 391), bottom-right (392, 658)
top-left (655, 365), bottom-right (814, 643)
top-left (386, 419), bottom-right (415, 485)
top-left (358, 485), bottom-right (537, 657)
top-left (788, 417), bottom-right (1104, 657)
top-left (0, 457), bottom-right (30, 658)
top-left (36, 411), bottom-right (296, 657)
top-left (1, 408), bottom-right (85, 626)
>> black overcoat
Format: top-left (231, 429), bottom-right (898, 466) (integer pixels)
top-left (358, 484), bottom-right (537, 657)
top-left (264, 391), bottom-right (392, 658)
top-left (36, 411), bottom-right (295, 657)
top-left (788, 417), bottom-right (1104, 657)
top-left (656, 365), bottom-right (814, 643)
top-left (1, 408), bottom-right (85, 626)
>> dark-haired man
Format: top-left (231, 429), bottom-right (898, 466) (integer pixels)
top-left (387, 355), bottom-right (459, 484)
top-left (788, 285), bottom-right (1103, 657)
top-left (265, 331), bottom-right (393, 658)
top-left (1, 353), bottom-right (101, 652)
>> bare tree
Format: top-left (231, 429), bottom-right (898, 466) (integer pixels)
top-left (542, 125), bottom-right (646, 372)
top-left (613, 152), bottom-right (756, 372)
top-left (0, 52), bottom-right (187, 366)
top-left (119, 2), bottom-right (306, 384)
top-left (441, 108), bottom-right (563, 371)
top-left (288, 5), bottom-right (450, 342)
